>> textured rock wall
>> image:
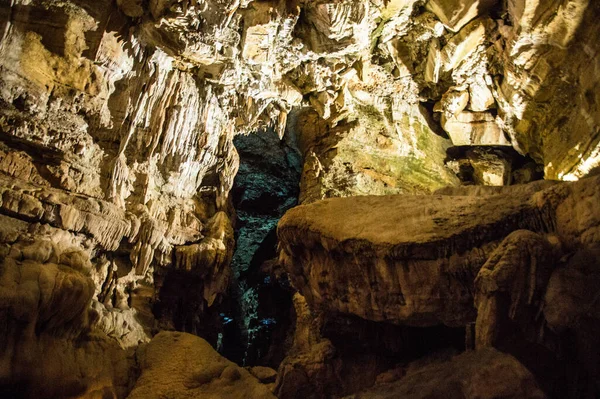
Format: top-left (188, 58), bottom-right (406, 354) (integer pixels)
top-left (279, 176), bottom-right (599, 325)
top-left (1, 0), bottom-right (600, 397)
top-left (1, 0), bottom-right (249, 395)
top-left (278, 175), bottom-right (600, 397)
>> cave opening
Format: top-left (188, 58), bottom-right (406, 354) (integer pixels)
top-left (219, 126), bottom-right (302, 367)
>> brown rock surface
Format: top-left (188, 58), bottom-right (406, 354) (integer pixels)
top-left (278, 176), bottom-right (600, 327)
top-left (0, 224), bottom-right (136, 398)
top-left (345, 348), bottom-right (546, 399)
top-left (1, 0), bottom-right (600, 397)
top-left (127, 331), bottom-right (276, 399)
top-left (474, 230), bottom-right (555, 348)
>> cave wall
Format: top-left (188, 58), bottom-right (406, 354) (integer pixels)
top-left (0, 0), bottom-right (599, 397)
top-left (278, 175), bottom-right (600, 398)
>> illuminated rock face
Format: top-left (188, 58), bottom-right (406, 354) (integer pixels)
top-left (0, 0), bottom-right (599, 398)
top-left (127, 331), bottom-right (276, 399)
top-left (278, 176), bottom-right (600, 327)
top-left (278, 175), bottom-right (600, 398)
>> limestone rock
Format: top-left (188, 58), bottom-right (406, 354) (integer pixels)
top-left (127, 331), bottom-right (276, 399)
top-left (1, 0), bottom-right (600, 396)
top-left (544, 247), bottom-right (600, 333)
top-left (441, 18), bottom-right (493, 72)
top-left (543, 247), bottom-right (600, 394)
top-left (468, 76), bottom-right (495, 112)
top-left (117, 0), bottom-right (144, 17)
top-left (474, 230), bottom-right (555, 348)
top-left (436, 89), bottom-right (470, 116)
top-left (345, 348), bottom-right (546, 399)
top-left (247, 366), bottom-right (278, 384)
top-left (278, 176), bottom-right (600, 327)
top-left (426, 0), bottom-right (499, 32)
top-left (0, 230), bottom-right (136, 398)
top-left (295, 1), bottom-right (369, 54)
top-left (498, 0), bottom-right (600, 179)
top-left (424, 38), bottom-right (443, 83)
top-left (274, 294), bottom-right (340, 399)
top-left (467, 148), bottom-right (513, 186)
top-left (172, 211), bottom-right (234, 307)
top-left (294, 104), bottom-right (458, 203)
top-left (445, 147), bottom-right (542, 186)
top-left (441, 111), bottom-right (510, 146)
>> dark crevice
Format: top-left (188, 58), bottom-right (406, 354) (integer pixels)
top-left (219, 126), bottom-right (301, 367)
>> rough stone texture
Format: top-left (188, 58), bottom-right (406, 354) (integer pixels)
top-left (127, 331), bottom-right (276, 399)
top-left (279, 175), bottom-right (600, 397)
top-left (294, 104), bottom-right (459, 203)
top-left (279, 176), bottom-right (599, 327)
top-left (543, 247), bottom-right (600, 397)
top-left (544, 247), bottom-right (600, 333)
top-left (345, 348), bottom-right (546, 399)
top-left (0, 220), bottom-right (136, 398)
top-left (273, 293), bottom-right (341, 399)
top-left (474, 229), bottom-right (555, 348)
top-left (498, 0), bottom-right (600, 181)
top-left (446, 147), bottom-right (520, 186)
top-left (1, 0), bottom-right (600, 397)
top-left (153, 210), bottom-right (235, 339)
top-left (427, 0), bottom-right (499, 33)
top-left (441, 111), bottom-right (510, 146)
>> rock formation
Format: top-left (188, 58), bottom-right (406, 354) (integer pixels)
top-left (0, 0), bottom-right (599, 398)
top-left (278, 176), bottom-right (600, 397)
top-left (345, 348), bottom-right (547, 399)
top-left (127, 331), bottom-right (276, 399)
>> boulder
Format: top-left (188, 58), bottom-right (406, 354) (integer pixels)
top-left (127, 331), bottom-right (276, 399)
top-left (344, 348), bottom-right (546, 399)
top-left (441, 111), bottom-right (510, 146)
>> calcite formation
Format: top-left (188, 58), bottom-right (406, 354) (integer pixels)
top-left (278, 176), bottom-right (599, 326)
top-left (278, 175), bottom-right (600, 397)
top-left (0, 0), bottom-right (599, 397)
top-left (127, 331), bottom-right (276, 399)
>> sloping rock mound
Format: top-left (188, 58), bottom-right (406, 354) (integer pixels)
top-left (127, 331), bottom-right (276, 399)
top-left (345, 348), bottom-right (546, 399)
top-left (278, 175), bottom-right (600, 327)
